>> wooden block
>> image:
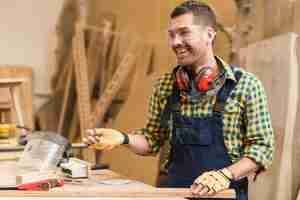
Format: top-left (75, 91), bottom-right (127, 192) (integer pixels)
top-left (239, 32), bottom-right (299, 200)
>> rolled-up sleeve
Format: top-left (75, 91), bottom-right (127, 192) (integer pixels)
top-left (135, 76), bottom-right (171, 154)
top-left (243, 77), bottom-right (274, 169)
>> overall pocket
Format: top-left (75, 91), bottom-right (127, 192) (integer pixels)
top-left (173, 126), bottom-right (212, 145)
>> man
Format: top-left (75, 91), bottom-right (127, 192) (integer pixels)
top-left (83, 1), bottom-right (274, 199)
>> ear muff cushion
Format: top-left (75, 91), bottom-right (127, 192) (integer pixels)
top-left (194, 67), bottom-right (214, 92)
top-left (175, 68), bottom-right (190, 91)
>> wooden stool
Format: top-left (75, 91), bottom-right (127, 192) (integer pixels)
top-left (0, 78), bottom-right (28, 127)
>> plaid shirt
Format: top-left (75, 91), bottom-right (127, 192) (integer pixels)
top-left (136, 57), bottom-right (274, 170)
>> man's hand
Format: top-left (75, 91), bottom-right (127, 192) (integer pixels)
top-left (83, 128), bottom-right (126, 150)
top-left (190, 168), bottom-right (233, 196)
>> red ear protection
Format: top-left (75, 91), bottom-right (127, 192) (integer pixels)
top-left (175, 66), bottom-right (214, 92)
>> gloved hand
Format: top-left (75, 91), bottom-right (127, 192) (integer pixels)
top-left (83, 128), bottom-right (128, 150)
top-left (191, 168), bottom-right (233, 196)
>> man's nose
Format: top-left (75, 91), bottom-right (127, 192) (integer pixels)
top-left (170, 35), bottom-right (183, 47)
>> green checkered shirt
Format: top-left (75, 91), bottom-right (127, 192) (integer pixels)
top-left (136, 57), bottom-right (274, 170)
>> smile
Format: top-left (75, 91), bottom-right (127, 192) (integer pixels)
top-left (176, 49), bottom-right (189, 57)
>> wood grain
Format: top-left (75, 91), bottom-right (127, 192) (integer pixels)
top-left (0, 188), bottom-right (235, 199)
top-left (240, 32), bottom-right (299, 200)
top-left (73, 23), bottom-right (96, 163)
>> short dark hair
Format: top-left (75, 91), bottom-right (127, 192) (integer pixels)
top-left (171, 0), bottom-right (217, 30)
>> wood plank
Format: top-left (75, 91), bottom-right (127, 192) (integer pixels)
top-left (90, 41), bottom-right (139, 127)
top-left (86, 14), bottom-right (116, 96)
top-left (52, 0), bottom-right (79, 93)
top-left (292, 33), bottom-right (300, 200)
top-left (72, 23), bottom-right (95, 163)
top-left (9, 86), bottom-right (25, 128)
top-left (73, 23), bottom-right (93, 137)
top-left (239, 32), bottom-right (299, 200)
top-left (0, 188), bottom-right (235, 199)
top-left (57, 59), bottom-right (74, 134)
top-left (0, 78), bottom-right (28, 85)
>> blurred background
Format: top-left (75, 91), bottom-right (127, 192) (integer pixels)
top-left (0, 0), bottom-right (299, 199)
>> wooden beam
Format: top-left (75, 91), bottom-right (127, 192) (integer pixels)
top-left (86, 14), bottom-right (115, 96)
top-left (57, 58), bottom-right (74, 134)
top-left (90, 42), bottom-right (139, 127)
top-left (72, 23), bottom-right (95, 163)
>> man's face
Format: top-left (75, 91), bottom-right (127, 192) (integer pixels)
top-left (168, 12), bottom-right (215, 67)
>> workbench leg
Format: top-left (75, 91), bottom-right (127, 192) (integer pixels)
top-left (10, 86), bottom-right (24, 127)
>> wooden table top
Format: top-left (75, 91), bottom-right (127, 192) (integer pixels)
top-left (0, 161), bottom-right (158, 199)
top-left (0, 161), bottom-right (235, 199)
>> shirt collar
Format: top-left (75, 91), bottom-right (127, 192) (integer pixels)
top-left (215, 56), bottom-right (236, 82)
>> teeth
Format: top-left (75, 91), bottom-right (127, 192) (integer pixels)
top-left (177, 49), bottom-right (187, 55)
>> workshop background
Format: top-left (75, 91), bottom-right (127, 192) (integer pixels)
top-left (0, 0), bottom-right (299, 200)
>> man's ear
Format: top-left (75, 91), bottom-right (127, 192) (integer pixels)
top-left (206, 26), bottom-right (216, 44)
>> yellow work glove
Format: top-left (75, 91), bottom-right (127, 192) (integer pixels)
top-left (83, 128), bottom-right (129, 150)
top-left (192, 168), bottom-right (233, 195)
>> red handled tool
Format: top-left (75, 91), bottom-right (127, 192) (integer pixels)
top-left (0, 179), bottom-right (64, 191)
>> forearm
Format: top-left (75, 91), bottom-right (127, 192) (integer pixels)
top-left (227, 157), bottom-right (259, 181)
top-left (127, 134), bottom-right (152, 156)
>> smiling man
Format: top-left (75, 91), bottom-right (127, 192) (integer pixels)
top-left (83, 1), bottom-right (274, 199)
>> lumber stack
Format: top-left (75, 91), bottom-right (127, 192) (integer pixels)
top-left (100, 46), bottom-right (160, 186)
top-left (36, 5), bottom-right (149, 166)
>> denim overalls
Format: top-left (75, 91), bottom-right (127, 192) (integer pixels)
top-left (159, 67), bottom-right (248, 200)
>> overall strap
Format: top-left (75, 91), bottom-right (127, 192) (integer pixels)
top-left (161, 65), bottom-right (243, 126)
top-left (160, 87), bottom-right (181, 128)
top-left (213, 65), bottom-right (242, 114)
top-left (160, 65), bottom-right (182, 128)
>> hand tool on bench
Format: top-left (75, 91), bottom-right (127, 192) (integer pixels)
top-left (17, 131), bottom-right (92, 179)
top-left (0, 178), bottom-right (64, 191)
top-left (18, 131), bottom-right (70, 172)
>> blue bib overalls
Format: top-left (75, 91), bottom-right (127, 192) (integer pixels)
top-left (159, 68), bottom-right (248, 200)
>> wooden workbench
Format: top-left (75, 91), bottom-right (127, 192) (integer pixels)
top-left (0, 161), bottom-right (158, 199)
top-left (0, 161), bottom-right (235, 199)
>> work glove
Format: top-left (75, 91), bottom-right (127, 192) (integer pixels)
top-left (83, 128), bottom-right (128, 150)
top-left (191, 168), bottom-right (233, 196)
